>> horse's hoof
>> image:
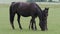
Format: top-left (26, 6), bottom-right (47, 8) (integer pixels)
top-left (32, 28), bottom-right (37, 31)
top-left (34, 29), bottom-right (37, 31)
top-left (19, 28), bottom-right (22, 31)
top-left (20, 28), bottom-right (22, 30)
top-left (41, 30), bottom-right (45, 31)
top-left (12, 28), bottom-right (15, 30)
top-left (41, 29), bottom-right (48, 31)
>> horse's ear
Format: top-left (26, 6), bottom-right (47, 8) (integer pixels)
top-left (44, 7), bottom-right (49, 13)
top-left (12, 2), bottom-right (15, 4)
top-left (45, 7), bottom-right (49, 10)
top-left (11, 2), bottom-right (15, 5)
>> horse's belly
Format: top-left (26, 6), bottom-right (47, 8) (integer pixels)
top-left (20, 12), bottom-right (31, 17)
top-left (22, 15), bottom-right (30, 17)
top-left (21, 14), bottom-right (30, 17)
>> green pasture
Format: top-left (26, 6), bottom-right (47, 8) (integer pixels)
top-left (0, 4), bottom-right (60, 34)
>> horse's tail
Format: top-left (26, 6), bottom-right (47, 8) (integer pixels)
top-left (9, 2), bottom-right (15, 24)
top-left (9, 2), bottom-right (16, 29)
top-left (10, 3), bottom-right (13, 16)
top-left (10, 2), bottom-right (16, 15)
top-left (10, 3), bottom-right (13, 22)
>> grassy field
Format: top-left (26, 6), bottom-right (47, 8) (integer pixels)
top-left (0, 4), bottom-right (60, 34)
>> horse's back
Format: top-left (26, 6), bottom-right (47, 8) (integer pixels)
top-left (10, 2), bottom-right (39, 17)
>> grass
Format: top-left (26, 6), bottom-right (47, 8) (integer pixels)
top-left (0, 4), bottom-right (60, 34)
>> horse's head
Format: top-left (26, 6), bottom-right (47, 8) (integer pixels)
top-left (39, 7), bottom-right (49, 31)
top-left (43, 7), bottom-right (49, 17)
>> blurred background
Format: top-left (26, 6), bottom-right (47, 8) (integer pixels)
top-left (0, 0), bottom-right (60, 4)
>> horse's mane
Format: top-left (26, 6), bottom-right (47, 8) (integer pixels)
top-left (35, 3), bottom-right (42, 12)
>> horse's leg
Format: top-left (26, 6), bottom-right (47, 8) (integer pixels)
top-left (10, 13), bottom-right (15, 29)
top-left (17, 14), bottom-right (22, 30)
top-left (34, 21), bottom-right (37, 30)
top-left (44, 17), bottom-right (48, 30)
top-left (29, 19), bottom-right (32, 30)
top-left (31, 17), bottom-right (37, 30)
top-left (45, 20), bottom-right (48, 30)
top-left (29, 19), bottom-right (35, 30)
top-left (29, 18), bottom-right (34, 30)
top-left (33, 19), bottom-right (37, 30)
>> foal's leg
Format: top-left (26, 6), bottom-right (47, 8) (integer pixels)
top-left (17, 14), bottom-right (22, 30)
top-left (10, 13), bottom-right (15, 29)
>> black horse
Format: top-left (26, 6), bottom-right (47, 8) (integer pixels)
top-left (9, 2), bottom-right (49, 31)
top-left (29, 7), bottom-right (49, 31)
top-left (40, 8), bottom-right (49, 31)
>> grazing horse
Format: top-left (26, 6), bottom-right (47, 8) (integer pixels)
top-left (40, 8), bottom-right (49, 31)
top-left (9, 2), bottom-right (48, 31)
top-left (29, 7), bottom-right (49, 31)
